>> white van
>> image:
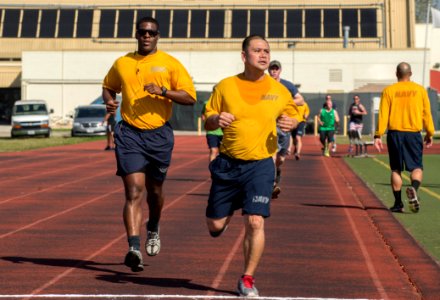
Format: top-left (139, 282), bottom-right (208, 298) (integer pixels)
top-left (11, 100), bottom-right (53, 138)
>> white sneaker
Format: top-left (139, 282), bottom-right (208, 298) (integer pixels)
top-left (145, 230), bottom-right (161, 256)
top-left (406, 187), bottom-right (420, 213)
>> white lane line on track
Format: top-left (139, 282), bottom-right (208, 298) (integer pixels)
top-left (0, 294), bottom-right (380, 300)
top-left (0, 163), bottom-right (113, 205)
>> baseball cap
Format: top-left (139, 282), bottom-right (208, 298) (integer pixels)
top-left (269, 60), bottom-right (281, 69)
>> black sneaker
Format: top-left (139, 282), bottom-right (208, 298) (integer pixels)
top-left (272, 185), bottom-right (281, 199)
top-left (124, 247), bottom-right (144, 272)
top-left (389, 204), bottom-right (404, 213)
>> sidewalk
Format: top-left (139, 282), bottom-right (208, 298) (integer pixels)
top-left (0, 125), bottom-right (11, 138)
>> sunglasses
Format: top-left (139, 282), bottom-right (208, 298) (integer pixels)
top-left (136, 29), bottom-right (159, 37)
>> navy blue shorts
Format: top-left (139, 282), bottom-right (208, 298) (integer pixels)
top-left (206, 154), bottom-right (274, 219)
top-left (292, 121), bottom-right (306, 138)
top-left (206, 134), bottom-right (223, 149)
top-left (277, 127), bottom-right (291, 156)
top-left (114, 121), bottom-right (174, 181)
top-left (387, 130), bottom-right (423, 172)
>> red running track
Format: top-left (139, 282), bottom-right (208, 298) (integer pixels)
top-left (0, 135), bottom-right (439, 299)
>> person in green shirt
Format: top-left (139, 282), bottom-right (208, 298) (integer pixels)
top-left (201, 100), bottom-right (223, 162)
top-left (318, 98), bottom-right (340, 157)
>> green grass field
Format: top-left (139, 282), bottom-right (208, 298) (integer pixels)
top-left (344, 154), bottom-right (440, 263)
top-left (0, 130), bottom-right (105, 152)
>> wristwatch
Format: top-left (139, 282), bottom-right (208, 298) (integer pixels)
top-left (161, 86), bottom-right (167, 96)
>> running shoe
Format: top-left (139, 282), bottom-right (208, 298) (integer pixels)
top-left (145, 230), bottom-right (161, 256)
top-left (295, 153), bottom-right (300, 160)
top-left (272, 185), bottom-right (281, 199)
top-left (332, 143), bottom-right (337, 153)
top-left (324, 148), bottom-right (330, 157)
top-left (389, 203), bottom-right (404, 213)
top-left (406, 187), bottom-right (420, 213)
top-left (124, 247), bottom-right (144, 272)
top-left (237, 275), bottom-right (259, 297)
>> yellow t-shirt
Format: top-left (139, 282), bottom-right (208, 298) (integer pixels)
top-left (102, 50), bottom-right (196, 129)
top-left (204, 74), bottom-right (299, 160)
top-left (375, 81), bottom-right (434, 137)
top-left (297, 102), bottom-right (310, 123)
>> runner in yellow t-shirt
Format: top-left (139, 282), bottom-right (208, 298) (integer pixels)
top-left (374, 62), bottom-right (434, 213)
top-left (102, 16), bottom-right (196, 272)
top-left (203, 35), bottom-right (299, 297)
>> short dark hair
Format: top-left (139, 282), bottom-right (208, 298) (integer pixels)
top-left (136, 16), bottom-right (160, 31)
top-left (242, 35), bottom-right (267, 52)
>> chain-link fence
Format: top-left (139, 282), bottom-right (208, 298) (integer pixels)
top-left (170, 89), bottom-right (440, 136)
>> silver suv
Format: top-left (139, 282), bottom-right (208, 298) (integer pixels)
top-left (11, 100), bottom-right (52, 138)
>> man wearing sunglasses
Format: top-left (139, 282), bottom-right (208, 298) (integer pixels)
top-left (102, 16), bottom-right (196, 272)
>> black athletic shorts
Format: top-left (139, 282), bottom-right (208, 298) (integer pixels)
top-left (386, 130), bottom-right (423, 172)
top-left (114, 121), bottom-right (174, 181)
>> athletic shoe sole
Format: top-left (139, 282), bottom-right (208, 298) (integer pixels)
top-left (406, 187), bottom-right (420, 213)
top-left (124, 249), bottom-right (144, 272)
top-left (145, 231), bottom-right (161, 256)
top-left (272, 185), bottom-right (281, 199)
top-left (237, 279), bottom-right (259, 297)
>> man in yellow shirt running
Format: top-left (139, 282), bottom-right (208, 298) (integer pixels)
top-left (102, 16), bottom-right (196, 272)
top-left (204, 35), bottom-right (299, 297)
top-left (374, 62), bottom-right (434, 213)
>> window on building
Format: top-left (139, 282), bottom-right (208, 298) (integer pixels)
top-left (21, 10), bottom-right (39, 38)
top-left (231, 10), bottom-right (247, 38)
top-left (342, 9), bottom-right (358, 37)
top-left (208, 10), bottom-right (224, 38)
top-left (250, 10), bottom-right (265, 36)
top-left (155, 10), bottom-right (170, 38)
top-left (173, 10), bottom-right (188, 38)
top-left (76, 10), bottom-right (93, 38)
top-left (268, 10), bottom-right (284, 38)
top-left (58, 9), bottom-right (75, 38)
top-left (117, 10), bottom-right (134, 38)
top-left (324, 9), bottom-right (339, 38)
top-left (361, 9), bottom-right (377, 37)
top-left (286, 10), bottom-right (302, 38)
top-left (40, 9), bottom-right (57, 38)
top-left (99, 10), bottom-right (116, 38)
top-left (305, 9), bottom-right (321, 38)
top-left (190, 10), bottom-right (206, 38)
top-left (136, 10), bottom-right (152, 21)
top-left (3, 9), bottom-right (20, 37)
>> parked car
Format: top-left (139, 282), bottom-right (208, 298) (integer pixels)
top-left (11, 100), bottom-right (53, 138)
top-left (71, 105), bottom-right (107, 137)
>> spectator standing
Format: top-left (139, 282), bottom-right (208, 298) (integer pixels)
top-left (347, 95), bottom-right (367, 156)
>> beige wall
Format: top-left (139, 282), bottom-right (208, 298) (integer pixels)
top-left (0, 0), bottom-right (419, 91)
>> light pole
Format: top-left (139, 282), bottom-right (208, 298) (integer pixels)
top-left (287, 41), bottom-right (296, 83)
